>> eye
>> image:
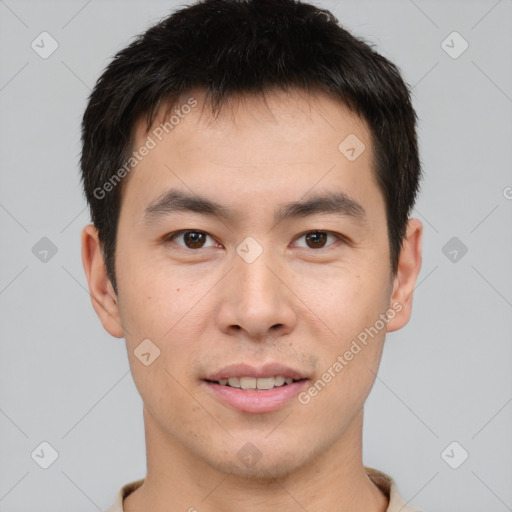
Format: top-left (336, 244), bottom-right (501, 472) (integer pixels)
top-left (163, 229), bottom-right (346, 251)
top-left (164, 230), bottom-right (218, 249)
top-left (293, 230), bottom-right (343, 249)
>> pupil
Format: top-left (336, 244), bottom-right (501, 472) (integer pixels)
top-left (185, 232), bottom-right (204, 248)
top-left (306, 231), bottom-right (326, 248)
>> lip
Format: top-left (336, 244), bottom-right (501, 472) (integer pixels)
top-left (203, 379), bottom-right (310, 413)
top-left (204, 362), bottom-right (308, 381)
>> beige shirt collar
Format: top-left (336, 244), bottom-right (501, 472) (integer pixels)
top-left (105, 466), bottom-right (422, 512)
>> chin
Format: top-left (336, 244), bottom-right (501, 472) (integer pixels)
top-left (217, 458), bottom-right (300, 482)
top-left (205, 438), bottom-right (314, 482)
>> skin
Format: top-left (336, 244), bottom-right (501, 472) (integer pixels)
top-left (82, 87), bottom-right (422, 512)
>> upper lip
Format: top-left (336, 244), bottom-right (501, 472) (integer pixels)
top-left (204, 363), bottom-right (309, 381)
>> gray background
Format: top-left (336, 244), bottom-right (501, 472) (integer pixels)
top-left (0, 0), bottom-right (511, 510)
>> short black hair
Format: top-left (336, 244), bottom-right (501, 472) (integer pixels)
top-left (80, 0), bottom-right (422, 294)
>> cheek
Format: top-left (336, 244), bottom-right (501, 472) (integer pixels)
top-left (116, 256), bottom-right (216, 387)
top-left (304, 282), bottom-right (389, 419)
top-left (116, 273), bottom-right (208, 425)
top-left (304, 266), bottom-right (391, 398)
top-left (309, 265), bottom-right (390, 341)
top-left (116, 243), bottom-right (195, 336)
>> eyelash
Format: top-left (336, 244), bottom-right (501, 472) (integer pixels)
top-left (163, 229), bottom-right (348, 251)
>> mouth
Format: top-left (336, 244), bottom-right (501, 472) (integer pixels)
top-left (204, 376), bottom-right (308, 391)
top-left (202, 362), bottom-right (311, 413)
top-left (203, 373), bottom-right (310, 413)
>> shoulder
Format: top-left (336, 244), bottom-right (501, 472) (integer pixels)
top-left (364, 466), bottom-right (424, 512)
top-left (105, 478), bottom-right (145, 512)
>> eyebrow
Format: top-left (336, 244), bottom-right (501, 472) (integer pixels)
top-left (142, 188), bottom-right (367, 226)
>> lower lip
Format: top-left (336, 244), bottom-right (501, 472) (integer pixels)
top-left (203, 380), bottom-right (310, 413)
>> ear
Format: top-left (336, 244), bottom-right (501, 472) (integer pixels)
top-left (386, 218), bottom-right (423, 333)
top-left (81, 224), bottom-right (124, 338)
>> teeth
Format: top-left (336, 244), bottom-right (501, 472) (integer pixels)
top-left (274, 376), bottom-right (285, 386)
top-left (240, 377), bottom-right (257, 390)
top-left (216, 376), bottom-right (299, 390)
top-left (228, 377), bottom-right (240, 388)
top-left (256, 377), bottom-right (273, 390)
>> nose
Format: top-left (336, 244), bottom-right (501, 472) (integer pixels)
top-left (216, 247), bottom-right (297, 342)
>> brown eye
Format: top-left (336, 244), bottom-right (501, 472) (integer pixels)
top-left (294, 231), bottom-right (340, 249)
top-left (305, 231), bottom-right (327, 248)
top-left (183, 231), bottom-right (206, 248)
top-left (166, 230), bottom-right (216, 249)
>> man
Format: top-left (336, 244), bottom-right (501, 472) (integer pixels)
top-left (80, 0), bottom-right (424, 510)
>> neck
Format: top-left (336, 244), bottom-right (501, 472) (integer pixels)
top-left (124, 408), bottom-right (388, 512)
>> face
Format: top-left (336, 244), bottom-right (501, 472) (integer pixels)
top-left (82, 87), bottom-right (422, 480)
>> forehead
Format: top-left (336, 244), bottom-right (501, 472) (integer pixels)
top-left (121, 87), bottom-right (381, 224)
top-left (140, 87), bottom-right (371, 154)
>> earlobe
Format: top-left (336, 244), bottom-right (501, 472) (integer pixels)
top-left (386, 218), bottom-right (423, 333)
top-left (81, 224), bottom-right (124, 338)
